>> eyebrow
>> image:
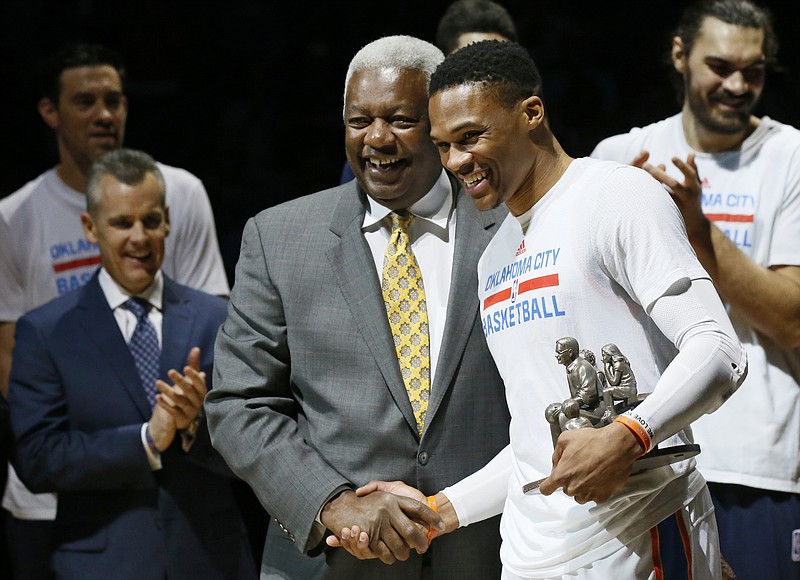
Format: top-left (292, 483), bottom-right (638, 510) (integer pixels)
top-left (704, 56), bottom-right (766, 67)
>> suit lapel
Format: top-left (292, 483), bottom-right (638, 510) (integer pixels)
top-left (426, 182), bottom-right (503, 426)
top-left (77, 276), bottom-right (152, 420)
top-left (326, 184), bottom-right (418, 434)
top-left (160, 278), bottom-right (193, 378)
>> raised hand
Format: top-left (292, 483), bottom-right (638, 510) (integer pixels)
top-left (641, 152), bottom-right (709, 238)
top-left (155, 346), bottom-right (206, 430)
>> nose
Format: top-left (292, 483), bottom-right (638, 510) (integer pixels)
top-left (129, 221), bottom-right (148, 243)
top-left (445, 146), bottom-right (473, 174)
top-left (364, 118), bottom-right (395, 150)
top-left (723, 70), bottom-right (747, 95)
top-left (94, 101), bottom-right (114, 124)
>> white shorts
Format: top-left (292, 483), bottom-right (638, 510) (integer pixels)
top-left (501, 487), bottom-right (720, 579)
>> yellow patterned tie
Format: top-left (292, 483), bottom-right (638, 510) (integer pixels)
top-left (382, 212), bottom-right (431, 436)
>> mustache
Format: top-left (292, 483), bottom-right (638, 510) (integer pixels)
top-left (709, 89), bottom-right (755, 104)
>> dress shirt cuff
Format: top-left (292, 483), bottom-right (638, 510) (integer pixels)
top-left (141, 423), bottom-right (163, 471)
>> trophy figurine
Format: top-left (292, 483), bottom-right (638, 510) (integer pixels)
top-left (524, 337), bottom-right (700, 495)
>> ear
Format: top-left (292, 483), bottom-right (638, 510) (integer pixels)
top-left (38, 97), bottom-right (60, 130)
top-left (81, 212), bottom-right (98, 244)
top-left (164, 206), bottom-right (171, 237)
top-left (672, 36), bottom-right (687, 74)
top-left (522, 95), bottom-right (545, 129)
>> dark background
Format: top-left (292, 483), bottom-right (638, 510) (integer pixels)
top-left (1, 0), bottom-right (799, 281)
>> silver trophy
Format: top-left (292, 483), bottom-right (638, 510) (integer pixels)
top-left (524, 337), bottom-right (700, 495)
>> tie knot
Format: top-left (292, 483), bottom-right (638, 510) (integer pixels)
top-left (124, 297), bottom-right (151, 320)
top-left (390, 212), bottom-right (414, 232)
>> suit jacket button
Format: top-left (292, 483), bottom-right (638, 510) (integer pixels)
top-left (418, 451), bottom-right (429, 465)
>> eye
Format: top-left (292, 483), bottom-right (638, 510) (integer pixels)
top-left (347, 117), bottom-right (370, 129)
top-left (109, 217), bottom-right (133, 229)
top-left (742, 65), bottom-right (765, 83)
top-left (390, 116), bottom-right (416, 128)
top-left (462, 131), bottom-right (482, 143)
top-left (142, 214), bottom-right (164, 229)
top-left (73, 95), bottom-right (96, 110)
top-left (708, 63), bottom-right (732, 77)
top-left (434, 141), bottom-right (450, 153)
top-left (104, 93), bottom-right (124, 110)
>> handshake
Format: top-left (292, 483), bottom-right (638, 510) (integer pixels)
top-left (322, 481), bottom-right (456, 564)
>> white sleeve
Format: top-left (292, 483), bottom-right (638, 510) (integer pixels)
top-left (441, 444), bottom-right (512, 528)
top-left (163, 174), bottom-right (230, 295)
top-left (0, 215), bottom-right (24, 321)
top-left (625, 278), bottom-right (748, 449)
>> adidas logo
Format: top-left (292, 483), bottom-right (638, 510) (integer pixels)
top-left (700, 177), bottom-right (710, 188)
top-left (515, 240), bottom-right (527, 256)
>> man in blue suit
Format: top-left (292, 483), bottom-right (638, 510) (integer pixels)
top-left (7, 149), bottom-right (256, 579)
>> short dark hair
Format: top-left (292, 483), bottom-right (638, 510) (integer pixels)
top-left (41, 43), bottom-right (126, 103)
top-left (86, 149), bottom-right (165, 215)
top-left (430, 40), bottom-right (542, 110)
top-left (435, 0), bottom-right (518, 55)
top-left (670, 0), bottom-right (779, 101)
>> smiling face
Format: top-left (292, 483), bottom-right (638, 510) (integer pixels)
top-left (675, 17), bottom-right (765, 137)
top-left (429, 82), bottom-right (538, 214)
top-left (81, 172), bottom-right (169, 295)
top-left (39, 65), bottom-right (128, 175)
top-left (344, 67), bottom-right (442, 210)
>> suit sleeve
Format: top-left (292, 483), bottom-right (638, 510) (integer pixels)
top-left (9, 316), bottom-right (156, 493)
top-left (205, 217), bottom-right (352, 553)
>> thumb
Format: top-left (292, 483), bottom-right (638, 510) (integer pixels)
top-left (355, 480), bottom-right (386, 496)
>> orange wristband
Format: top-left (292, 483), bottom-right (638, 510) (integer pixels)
top-left (613, 414), bottom-right (652, 454)
top-left (426, 495), bottom-right (439, 542)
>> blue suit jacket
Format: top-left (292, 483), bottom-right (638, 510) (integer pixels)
top-left (9, 273), bottom-right (255, 580)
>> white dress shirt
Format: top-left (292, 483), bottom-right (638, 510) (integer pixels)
top-left (98, 268), bottom-right (165, 469)
top-left (362, 169), bottom-right (456, 385)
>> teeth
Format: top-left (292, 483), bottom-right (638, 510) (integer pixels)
top-left (464, 171), bottom-right (487, 186)
top-left (369, 157), bottom-right (399, 167)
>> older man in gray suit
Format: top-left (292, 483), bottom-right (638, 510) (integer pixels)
top-left (205, 35), bottom-right (510, 579)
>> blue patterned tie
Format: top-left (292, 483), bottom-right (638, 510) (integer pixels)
top-left (123, 298), bottom-right (160, 408)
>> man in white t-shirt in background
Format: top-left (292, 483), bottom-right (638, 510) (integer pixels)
top-left (591, 1), bottom-right (799, 577)
top-left (0, 43), bottom-right (228, 580)
top-left (331, 39), bottom-right (747, 579)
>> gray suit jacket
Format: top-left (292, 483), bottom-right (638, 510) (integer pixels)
top-left (206, 178), bottom-right (510, 579)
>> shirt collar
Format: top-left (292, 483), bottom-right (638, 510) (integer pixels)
top-left (362, 169), bottom-right (453, 231)
top-left (98, 268), bottom-right (164, 312)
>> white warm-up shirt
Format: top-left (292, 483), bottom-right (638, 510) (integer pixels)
top-left (444, 158), bottom-right (745, 577)
top-left (593, 114), bottom-right (800, 494)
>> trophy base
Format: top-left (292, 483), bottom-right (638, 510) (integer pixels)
top-left (522, 444), bottom-right (701, 495)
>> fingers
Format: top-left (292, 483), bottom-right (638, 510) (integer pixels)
top-left (155, 375), bottom-right (202, 428)
top-left (395, 496), bottom-right (443, 536)
top-left (186, 346), bottom-right (201, 371)
top-left (327, 527), bottom-right (395, 564)
top-left (355, 480), bottom-right (425, 501)
top-left (373, 523), bottom-right (410, 563)
top-left (630, 150), bottom-right (649, 168)
top-left (355, 481), bottom-right (382, 496)
top-left (537, 474), bottom-right (558, 496)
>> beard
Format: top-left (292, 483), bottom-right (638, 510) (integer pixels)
top-left (685, 78), bottom-right (759, 136)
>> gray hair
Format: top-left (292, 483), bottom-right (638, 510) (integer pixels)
top-left (343, 35), bottom-right (444, 109)
top-left (86, 149), bottom-right (166, 215)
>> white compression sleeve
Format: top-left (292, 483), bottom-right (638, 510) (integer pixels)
top-left (441, 444), bottom-right (512, 528)
top-left (631, 278), bottom-right (747, 448)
